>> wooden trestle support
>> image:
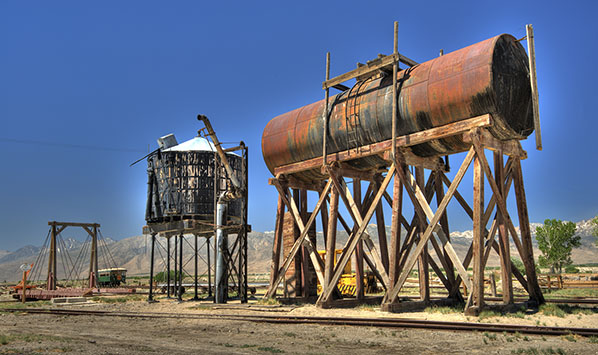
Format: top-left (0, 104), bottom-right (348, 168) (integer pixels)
top-left (264, 115), bottom-right (545, 314)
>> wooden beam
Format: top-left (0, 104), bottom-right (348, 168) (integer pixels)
top-left (354, 179), bottom-right (365, 300)
top-left (463, 129), bottom-right (527, 159)
top-left (495, 152), bottom-right (513, 304)
top-left (526, 24), bottom-right (542, 151)
top-left (471, 135), bottom-right (527, 261)
top-left (472, 151), bottom-right (485, 309)
top-left (267, 195), bottom-right (285, 296)
top-left (389, 174), bottom-right (403, 289)
top-left (48, 221), bottom-right (100, 228)
top-left (274, 114), bottom-right (492, 176)
top-left (323, 52), bottom-right (418, 90)
top-left (512, 159), bottom-right (545, 304)
top-left (324, 187), bottom-right (339, 289)
top-left (435, 172), bottom-right (458, 298)
top-left (415, 167), bottom-right (430, 303)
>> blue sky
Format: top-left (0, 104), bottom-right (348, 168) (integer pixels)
top-left (1, 1), bottom-right (597, 251)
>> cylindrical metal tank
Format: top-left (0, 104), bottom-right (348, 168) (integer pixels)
top-left (262, 34), bottom-right (533, 180)
top-left (145, 136), bottom-right (243, 227)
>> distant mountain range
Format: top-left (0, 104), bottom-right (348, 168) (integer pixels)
top-left (0, 219), bottom-right (596, 282)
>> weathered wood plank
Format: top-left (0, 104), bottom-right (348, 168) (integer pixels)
top-left (526, 24), bottom-right (542, 150)
top-left (324, 187), bottom-right (339, 289)
top-left (323, 52), bottom-right (418, 90)
top-left (389, 174), bottom-right (403, 289)
top-left (472, 153), bottom-right (485, 308)
top-left (512, 159), bottom-right (545, 304)
top-left (495, 152), bottom-right (513, 303)
top-left (267, 195), bottom-right (285, 296)
top-left (274, 114), bottom-right (492, 176)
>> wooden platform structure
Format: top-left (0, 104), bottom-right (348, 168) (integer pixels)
top-left (142, 138), bottom-right (250, 304)
top-left (264, 23), bottom-right (544, 314)
top-left (46, 221), bottom-right (100, 290)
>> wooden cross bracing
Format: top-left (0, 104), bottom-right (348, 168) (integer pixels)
top-left (264, 123), bottom-right (544, 313)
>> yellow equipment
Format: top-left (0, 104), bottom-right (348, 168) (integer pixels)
top-left (317, 250), bottom-right (378, 297)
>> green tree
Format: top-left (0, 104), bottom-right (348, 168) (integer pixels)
top-left (154, 270), bottom-right (186, 283)
top-left (535, 219), bottom-right (580, 274)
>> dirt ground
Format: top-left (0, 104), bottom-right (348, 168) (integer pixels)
top-left (1, 296), bottom-right (598, 354)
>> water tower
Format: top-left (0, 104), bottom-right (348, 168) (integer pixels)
top-left (262, 23), bottom-right (544, 314)
top-left (143, 115), bottom-right (248, 303)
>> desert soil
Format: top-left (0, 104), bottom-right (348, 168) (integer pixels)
top-left (1, 296), bottom-right (597, 354)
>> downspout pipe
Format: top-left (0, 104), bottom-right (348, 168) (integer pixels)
top-left (198, 114), bottom-right (246, 304)
top-left (197, 114), bottom-right (244, 198)
top-left (215, 192), bottom-right (229, 303)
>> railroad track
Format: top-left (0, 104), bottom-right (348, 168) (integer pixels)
top-left (4, 308), bottom-right (598, 337)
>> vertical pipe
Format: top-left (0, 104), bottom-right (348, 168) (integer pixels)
top-left (149, 234), bottom-right (156, 302)
top-left (178, 234), bottom-right (183, 301)
top-left (391, 21), bottom-right (398, 162)
top-left (215, 199), bottom-right (228, 303)
top-left (242, 146), bottom-right (249, 303)
top-left (207, 237), bottom-right (212, 298)
top-left (174, 235), bottom-right (178, 297)
top-left (194, 234), bottom-right (199, 300)
top-left (166, 237), bottom-right (171, 298)
top-left (323, 52), bottom-right (330, 166)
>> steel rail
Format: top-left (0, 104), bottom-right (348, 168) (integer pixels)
top-left (5, 308), bottom-right (598, 337)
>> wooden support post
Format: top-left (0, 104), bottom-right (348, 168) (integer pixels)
top-left (325, 187), bottom-right (339, 290)
top-left (319, 189), bottom-right (329, 246)
top-left (472, 151), bottom-right (485, 310)
top-left (268, 196), bottom-right (285, 297)
top-left (389, 172), bottom-right (403, 289)
top-left (495, 152), bottom-right (513, 303)
top-left (526, 24), bottom-right (542, 151)
top-left (323, 52), bottom-right (331, 164)
top-left (415, 167), bottom-right (430, 303)
top-left (300, 189), bottom-right (310, 298)
top-left (354, 179), bottom-right (365, 299)
top-left (512, 159), bottom-right (545, 305)
top-left (89, 225), bottom-right (98, 288)
top-left (391, 21), bottom-right (398, 161)
top-left (375, 180), bottom-right (389, 272)
top-left (47, 223), bottom-right (57, 290)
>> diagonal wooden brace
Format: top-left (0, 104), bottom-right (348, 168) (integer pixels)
top-left (264, 179), bottom-right (332, 298)
top-left (470, 136), bottom-right (526, 261)
top-left (317, 165), bottom-right (395, 304)
top-left (383, 147), bottom-right (475, 304)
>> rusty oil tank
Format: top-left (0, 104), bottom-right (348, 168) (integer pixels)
top-left (262, 34), bottom-right (534, 181)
